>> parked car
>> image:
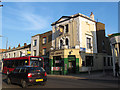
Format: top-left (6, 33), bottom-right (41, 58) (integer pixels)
top-left (7, 66), bottom-right (47, 88)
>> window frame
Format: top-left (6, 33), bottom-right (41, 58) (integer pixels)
top-left (42, 48), bottom-right (46, 55)
top-left (42, 37), bottom-right (47, 44)
top-left (33, 40), bottom-right (37, 46)
top-left (86, 37), bottom-right (92, 49)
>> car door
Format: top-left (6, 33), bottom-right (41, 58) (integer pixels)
top-left (17, 67), bottom-right (27, 84)
top-left (11, 67), bottom-right (20, 83)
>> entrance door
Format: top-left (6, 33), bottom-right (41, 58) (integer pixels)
top-left (68, 55), bottom-right (76, 73)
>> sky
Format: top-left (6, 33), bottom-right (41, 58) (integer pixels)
top-left (0, 2), bottom-right (118, 49)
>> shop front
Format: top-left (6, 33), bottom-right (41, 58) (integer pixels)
top-left (49, 49), bottom-right (80, 75)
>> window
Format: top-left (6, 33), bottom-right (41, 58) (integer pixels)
top-left (59, 25), bottom-right (64, 36)
top-left (53, 56), bottom-right (63, 67)
top-left (111, 57), bottom-right (113, 66)
top-left (43, 37), bottom-right (47, 44)
top-left (14, 53), bottom-right (16, 57)
top-left (34, 50), bottom-right (36, 56)
top-left (20, 51), bottom-right (22, 57)
top-left (33, 40), bottom-right (37, 46)
top-left (85, 56), bottom-right (93, 67)
top-left (87, 37), bottom-right (91, 49)
top-left (43, 48), bottom-right (46, 55)
top-left (9, 53), bottom-right (10, 58)
top-left (13, 68), bottom-right (20, 73)
top-left (103, 57), bottom-right (106, 66)
top-left (65, 38), bottom-right (69, 46)
top-left (82, 61), bottom-right (85, 66)
top-left (65, 24), bottom-right (69, 33)
top-left (107, 57), bottom-right (110, 66)
top-left (60, 40), bottom-right (63, 49)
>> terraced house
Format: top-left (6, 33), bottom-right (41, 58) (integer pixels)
top-left (31, 31), bottom-right (52, 73)
top-left (49, 12), bottom-right (112, 75)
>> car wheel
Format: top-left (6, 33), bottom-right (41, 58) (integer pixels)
top-left (21, 80), bottom-right (27, 88)
top-left (7, 77), bottom-right (11, 85)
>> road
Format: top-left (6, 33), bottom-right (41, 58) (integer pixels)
top-left (1, 73), bottom-right (120, 88)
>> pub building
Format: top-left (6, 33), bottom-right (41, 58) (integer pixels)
top-left (49, 13), bottom-right (112, 75)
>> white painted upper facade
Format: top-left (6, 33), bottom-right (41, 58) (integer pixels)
top-left (51, 13), bottom-right (97, 54)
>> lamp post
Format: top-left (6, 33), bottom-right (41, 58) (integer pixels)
top-left (0, 35), bottom-right (8, 58)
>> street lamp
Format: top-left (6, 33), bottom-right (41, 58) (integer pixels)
top-left (0, 35), bottom-right (8, 52)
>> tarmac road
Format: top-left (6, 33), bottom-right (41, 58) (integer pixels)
top-left (1, 73), bottom-right (119, 88)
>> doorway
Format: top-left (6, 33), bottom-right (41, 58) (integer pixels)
top-left (68, 55), bottom-right (76, 73)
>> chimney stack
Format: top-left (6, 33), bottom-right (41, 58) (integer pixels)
top-left (13, 47), bottom-right (15, 49)
top-left (90, 12), bottom-right (94, 20)
top-left (24, 43), bottom-right (27, 46)
top-left (8, 46), bottom-right (11, 50)
top-left (18, 43), bottom-right (20, 47)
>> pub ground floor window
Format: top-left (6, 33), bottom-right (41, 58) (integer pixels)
top-left (85, 56), bottom-right (93, 67)
top-left (53, 56), bottom-right (63, 67)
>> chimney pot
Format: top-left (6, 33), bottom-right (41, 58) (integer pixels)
top-left (90, 12), bottom-right (94, 20)
top-left (24, 43), bottom-right (27, 46)
top-left (18, 43), bottom-right (20, 47)
top-left (9, 46), bottom-right (11, 50)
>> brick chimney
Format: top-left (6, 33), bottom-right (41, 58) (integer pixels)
top-left (8, 46), bottom-right (11, 50)
top-left (18, 43), bottom-right (20, 47)
top-left (13, 47), bottom-right (15, 49)
top-left (90, 12), bottom-right (94, 20)
top-left (24, 43), bottom-right (27, 46)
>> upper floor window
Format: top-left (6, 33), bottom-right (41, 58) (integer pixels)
top-left (65, 24), bottom-right (69, 33)
top-left (65, 38), bottom-right (69, 49)
top-left (59, 25), bottom-right (64, 36)
top-left (33, 50), bottom-right (36, 56)
top-left (33, 40), bottom-right (37, 46)
top-left (43, 37), bottom-right (47, 44)
top-left (60, 40), bottom-right (63, 49)
top-left (42, 48), bottom-right (46, 55)
top-left (87, 37), bottom-right (91, 49)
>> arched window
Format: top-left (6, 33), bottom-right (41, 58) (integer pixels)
top-left (60, 40), bottom-right (63, 49)
top-left (65, 38), bottom-right (69, 46)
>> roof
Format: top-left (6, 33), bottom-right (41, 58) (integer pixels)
top-left (32, 30), bottom-right (52, 37)
top-left (108, 33), bottom-right (120, 38)
top-left (0, 49), bottom-right (6, 52)
top-left (1, 44), bottom-right (31, 53)
top-left (51, 13), bottom-right (96, 26)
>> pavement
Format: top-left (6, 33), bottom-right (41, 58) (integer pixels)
top-left (47, 71), bottom-right (120, 81)
top-left (1, 70), bottom-right (120, 81)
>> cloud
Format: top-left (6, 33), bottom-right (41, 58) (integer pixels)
top-left (21, 13), bottom-right (49, 31)
top-left (3, 3), bottom-right (50, 31)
